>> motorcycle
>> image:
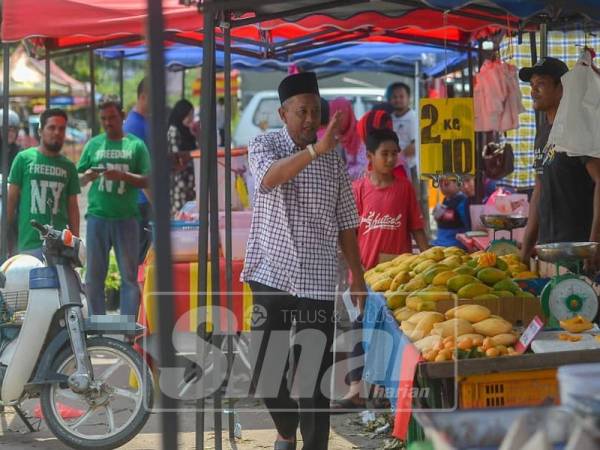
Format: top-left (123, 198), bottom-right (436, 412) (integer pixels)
top-left (0, 221), bottom-right (153, 449)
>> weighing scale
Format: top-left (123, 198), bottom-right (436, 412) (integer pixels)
top-left (480, 214), bottom-right (527, 256)
top-left (536, 242), bottom-right (599, 329)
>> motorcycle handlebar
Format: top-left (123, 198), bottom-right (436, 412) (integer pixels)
top-left (30, 220), bottom-right (49, 235)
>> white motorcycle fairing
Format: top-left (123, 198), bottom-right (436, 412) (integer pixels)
top-left (1, 267), bottom-right (61, 404)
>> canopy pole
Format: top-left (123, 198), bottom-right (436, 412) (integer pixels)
top-left (89, 49), bottom-right (97, 135)
top-left (536, 25), bottom-right (548, 132)
top-left (146, 0), bottom-right (178, 447)
top-left (196, 6), bottom-right (216, 450)
top-left (221, 11), bottom-right (236, 442)
top-left (1, 44), bottom-right (10, 263)
top-left (181, 68), bottom-right (186, 98)
top-left (45, 45), bottom-right (51, 109)
top-left (118, 52), bottom-right (124, 104)
top-left (207, 9), bottom-right (223, 450)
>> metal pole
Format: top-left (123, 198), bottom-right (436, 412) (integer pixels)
top-left (89, 49), bottom-right (97, 135)
top-left (222, 12), bottom-right (236, 441)
top-left (45, 45), bottom-right (51, 109)
top-left (146, 0), bottom-right (178, 448)
top-left (206, 8), bottom-right (222, 448)
top-left (469, 48), bottom-right (484, 203)
top-left (536, 25), bottom-right (548, 132)
top-left (197, 7), bottom-right (216, 450)
top-left (1, 44), bottom-right (10, 263)
top-left (181, 69), bottom-right (186, 98)
top-left (118, 53), bottom-right (124, 104)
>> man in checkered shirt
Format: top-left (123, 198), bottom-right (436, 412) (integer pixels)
top-left (242, 72), bottom-right (366, 450)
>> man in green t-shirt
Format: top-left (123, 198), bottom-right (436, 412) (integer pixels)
top-left (7, 109), bottom-right (80, 260)
top-left (78, 100), bottom-right (150, 319)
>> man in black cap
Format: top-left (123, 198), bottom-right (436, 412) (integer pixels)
top-left (242, 72), bottom-right (366, 449)
top-left (520, 57), bottom-right (600, 272)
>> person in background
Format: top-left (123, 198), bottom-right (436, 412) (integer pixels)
top-left (432, 177), bottom-right (470, 248)
top-left (461, 174), bottom-right (476, 200)
top-left (123, 78), bottom-right (152, 265)
top-left (386, 82), bottom-right (431, 231)
top-left (7, 109), bottom-right (80, 259)
top-left (168, 99), bottom-right (197, 216)
top-left (331, 129), bottom-right (429, 410)
top-left (78, 100), bottom-right (150, 319)
top-left (326, 97), bottom-right (366, 180)
top-left (216, 97), bottom-right (225, 146)
top-left (2, 110), bottom-right (23, 253)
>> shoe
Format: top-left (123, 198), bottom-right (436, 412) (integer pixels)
top-left (330, 397), bottom-right (366, 412)
top-left (274, 439), bottom-right (296, 449)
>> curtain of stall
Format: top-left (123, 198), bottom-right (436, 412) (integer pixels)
top-left (222, 11), bottom-right (237, 441)
top-left (1, 45), bottom-right (10, 263)
top-left (146, 0), bottom-right (178, 447)
top-left (196, 5), bottom-right (216, 450)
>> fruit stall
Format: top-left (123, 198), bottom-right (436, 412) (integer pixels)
top-left (361, 245), bottom-right (600, 448)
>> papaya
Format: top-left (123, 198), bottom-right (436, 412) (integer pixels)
top-left (473, 317), bottom-right (512, 336)
top-left (477, 252), bottom-right (497, 268)
top-left (394, 306), bottom-right (416, 322)
top-left (421, 247), bottom-right (445, 262)
top-left (423, 265), bottom-right (450, 284)
top-left (493, 279), bottom-right (521, 295)
top-left (560, 315), bottom-right (593, 333)
top-left (492, 290), bottom-right (516, 298)
top-left (409, 256), bottom-right (428, 270)
top-left (443, 246), bottom-right (465, 257)
top-left (421, 285), bottom-right (450, 293)
top-left (461, 255), bottom-right (472, 263)
top-left (495, 258), bottom-right (509, 271)
top-left (473, 293), bottom-right (500, 301)
top-left (455, 265), bottom-right (476, 276)
top-left (477, 267), bottom-right (507, 286)
top-left (516, 290), bottom-right (536, 299)
top-left (447, 274), bottom-right (478, 293)
top-left (457, 282), bottom-right (492, 299)
top-left (415, 300), bottom-right (437, 312)
top-left (466, 259), bottom-right (479, 268)
top-left (432, 270), bottom-right (456, 286)
top-left (390, 270), bottom-right (410, 291)
top-left (440, 255), bottom-right (462, 269)
top-left (391, 253), bottom-right (415, 265)
top-left (385, 290), bottom-right (409, 310)
top-left (404, 276), bottom-right (427, 292)
top-left (384, 265), bottom-right (406, 278)
top-left (371, 277), bottom-right (392, 292)
top-left (413, 259), bottom-right (437, 274)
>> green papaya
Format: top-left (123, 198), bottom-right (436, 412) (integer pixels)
top-left (457, 282), bottom-right (493, 299)
top-left (493, 278), bottom-right (521, 295)
top-left (447, 274), bottom-right (478, 292)
top-left (477, 267), bottom-right (508, 286)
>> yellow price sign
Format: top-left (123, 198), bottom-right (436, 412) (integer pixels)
top-left (419, 98), bottom-right (475, 177)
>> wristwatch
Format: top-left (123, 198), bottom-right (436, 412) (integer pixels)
top-left (306, 143), bottom-right (318, 160)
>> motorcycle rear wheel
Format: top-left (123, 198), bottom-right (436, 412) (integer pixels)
top-left (40, 336), bottom-right (153, 450)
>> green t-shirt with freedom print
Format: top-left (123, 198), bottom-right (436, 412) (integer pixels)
top-left (8, 147), bottom-right (80, 251)
top-left (77, 133), bottom-right (150, 219)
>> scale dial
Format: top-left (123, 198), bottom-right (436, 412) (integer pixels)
top-left (547, 276), bottom-right (598, 322)
top-left (487, 238), bottom-right (519, 256)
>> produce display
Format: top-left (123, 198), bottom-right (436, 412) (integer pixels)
top-left (364, 247), bottom-right (541, 362)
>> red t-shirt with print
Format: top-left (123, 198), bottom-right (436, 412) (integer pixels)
top-left (353, 175), bottom-right (424, 270)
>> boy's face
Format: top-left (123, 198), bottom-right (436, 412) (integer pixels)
top-left (368, 140), bottom-right (398, 175)
top-left (462, 177), bottom-right (475, 197)
top-left (440, 179), bottom-right (459, 197)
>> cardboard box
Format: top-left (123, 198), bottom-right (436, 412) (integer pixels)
top-left (435, 296), bottom-right (544, 327)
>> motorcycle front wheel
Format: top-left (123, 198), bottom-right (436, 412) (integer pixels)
top-left (40, 336), bottom-right (153, 450)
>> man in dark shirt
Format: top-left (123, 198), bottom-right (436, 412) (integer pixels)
top-left (520, 57), bottom-right (600, 272)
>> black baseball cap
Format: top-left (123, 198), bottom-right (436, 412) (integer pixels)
top-left (519, 57), bottom-right (569, 82)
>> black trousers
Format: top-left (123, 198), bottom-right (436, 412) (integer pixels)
top-left (249, 282), bottom-right (335, 450)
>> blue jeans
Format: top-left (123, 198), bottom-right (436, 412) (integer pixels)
top-left (85, 216), bottom-right (140, 317)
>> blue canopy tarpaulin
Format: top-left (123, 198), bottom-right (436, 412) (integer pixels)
top-left (96, 42), bottom-right (471, 77)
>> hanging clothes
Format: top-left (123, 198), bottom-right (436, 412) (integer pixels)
top-left (548, 48), bottom-right (600, 157)
top-left (474, 59), bottom-right (524, 132)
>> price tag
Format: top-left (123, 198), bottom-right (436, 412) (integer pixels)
top-left (419, 98), bottom-right (475, 177)
top-left (515, 316), bottom-right (545, 354)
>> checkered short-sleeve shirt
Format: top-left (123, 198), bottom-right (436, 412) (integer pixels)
top-left (241, 127), bottom-right (359, 301)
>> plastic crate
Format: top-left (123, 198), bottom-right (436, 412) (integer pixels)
top-left (459, 368), bottom-right (559, 408)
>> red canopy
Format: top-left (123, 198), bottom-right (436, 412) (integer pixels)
top-left (1, 0), bottom-right (201, 45)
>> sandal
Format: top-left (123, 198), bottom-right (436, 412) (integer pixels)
top-left (274, 438), bottom-right (296, 450)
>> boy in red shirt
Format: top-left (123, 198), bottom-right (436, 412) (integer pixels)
top-left (353, 129), bottom-right (429, 270)
top-left (331, 129), bottom-right (429, 410)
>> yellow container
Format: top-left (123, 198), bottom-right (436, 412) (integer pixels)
top-left (459, 368), bottom-right (559, 408)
